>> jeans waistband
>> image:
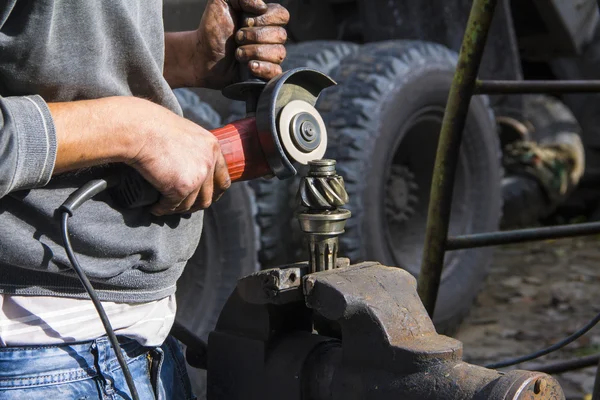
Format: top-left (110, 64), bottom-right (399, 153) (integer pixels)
top-left (0, 336), bottom-right (148, 388)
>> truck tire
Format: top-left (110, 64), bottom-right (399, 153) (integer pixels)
top-left (173, 88), bottom-right (222, 129)
top-left (248, 41), bottom-right (360, 267)
top-left (500, 95), bottom-right (583, 228)
top-left (317, 41), bottom-right (502, 334)
top-left (172, 89), bottom-right (260, 398)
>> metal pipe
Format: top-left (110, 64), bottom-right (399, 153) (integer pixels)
top-left (417, 0), bottom-right (499, 316)
top-left (476, 80), bottom-right (600, 94)
top-left (446, 221), bottom-right (600, 251)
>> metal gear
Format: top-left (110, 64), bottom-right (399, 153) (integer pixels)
top-left (296, 159), bottom-right (351, 273)
top-left (385, 165), bottom-right (419, 225)
top-left (297, 164), bottom-right (348, 210)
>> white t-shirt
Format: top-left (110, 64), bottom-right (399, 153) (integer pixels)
top-left (0, 294), bottom-right (177, 347)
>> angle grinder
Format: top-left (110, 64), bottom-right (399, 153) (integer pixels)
top-left (113, 66), bottom-right (334, 208)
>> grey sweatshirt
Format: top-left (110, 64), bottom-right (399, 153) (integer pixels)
top-left (0, 1), bottom-right (204, 302)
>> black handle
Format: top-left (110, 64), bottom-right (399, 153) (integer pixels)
top-left (112, 169), bottom-right (159, 209)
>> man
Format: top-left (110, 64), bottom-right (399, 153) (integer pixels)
top-left (0, 0), bottom-right (289, 398)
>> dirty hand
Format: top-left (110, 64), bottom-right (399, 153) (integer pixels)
top-left (128, 98), bottom-right (231, 216)
top-left (194, 0), bottom-right (290, 89)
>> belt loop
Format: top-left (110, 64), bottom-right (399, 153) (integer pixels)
top-left (91, 336), bottom-right (117, 397)
top-left (94, 336), bottom-right (110, 371)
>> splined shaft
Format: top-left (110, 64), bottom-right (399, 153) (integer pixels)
top-left (297, 160), bottom-right (351, 273)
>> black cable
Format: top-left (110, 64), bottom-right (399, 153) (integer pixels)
top-left (529, 353), bottom-right (600, 375)
top-left (486, 310), bottom-right (600, 369)
top-left (58, 179), bottom-right (140, 400)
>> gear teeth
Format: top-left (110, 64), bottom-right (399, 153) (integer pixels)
top-left (299, 176), bottom-right (349, 210)
top-left (309, 178), bottom-right (331, 207)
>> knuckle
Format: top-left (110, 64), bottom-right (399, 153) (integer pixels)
top-left (270, 4), bottom-right (289, 21)
top-left (254, 45), bottom-right (263, 59)
top-left (277, 27), bottom-right (287, 42)
top-left (179, 203), bottom-right (192, 213)
top-left (199, 199), bottom-right (213, 209)
top-left (221, 178), bottom-right (232, 190)
top-left (281, 7), bottom-right (291, 22)
top-left (176, 179), bottom-right (195, 197)
top-left (210, 138), bottom-right (221, 153)
top-left (255, 28), bottom-right (265, 43)
top-left (278, 45), bottom-right (286, 61)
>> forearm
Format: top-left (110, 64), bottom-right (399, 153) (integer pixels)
top-left (50, 97), bottom-right (143, 175)
top-left (164, 31), bottom-right (201, 89)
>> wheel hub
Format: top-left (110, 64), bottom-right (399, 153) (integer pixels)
top-left (385, 165), bottom-right (419, 225)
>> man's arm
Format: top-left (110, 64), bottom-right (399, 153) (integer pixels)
top-left (0, 95), bottom-right (230, 216)
top-left (163, 0), bottom-right (289, 90)
top-left (0, 95), bottom-right (57, 198)
top-left (163, 31), bottom-right (198, 89)
top-left (49, 97), bottom-right (140, 174)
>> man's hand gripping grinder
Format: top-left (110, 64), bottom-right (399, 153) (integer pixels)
top-left (56, 62), bottom-right (336, 400)
top-left (113, 67), bottom-right (335, 209)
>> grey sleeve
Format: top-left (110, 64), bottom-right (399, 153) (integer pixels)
top-left (0, 95), bottom-right (57, 198)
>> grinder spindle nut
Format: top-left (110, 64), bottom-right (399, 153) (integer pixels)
top-left (278, 100), bottom-right (328, 165)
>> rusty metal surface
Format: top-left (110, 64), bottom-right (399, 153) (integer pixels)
top-left (207, 261), bottom-right (565, 399)
top-left (417, 0), bottom-right (499, 316)
top-left (237, 262), bottom-right (307, 305)
top-left (305, 264), bottom-right (463, 366)
top-left (235, 258), bottom-right (351, 304)
top-left (486, 371), bottom-right (565, 400)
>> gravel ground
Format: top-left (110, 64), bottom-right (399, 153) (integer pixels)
top-left (456, 237), bottom-right (600, 400)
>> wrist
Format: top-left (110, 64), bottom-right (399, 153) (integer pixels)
top-left (164, 30), bottom-right (205, 89)
top-left (113, 97), bottom-right (159, 164)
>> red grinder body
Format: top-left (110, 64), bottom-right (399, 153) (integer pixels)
top-left (113, 68), bottom-right (335, 209)
top-left (211, 118), bottom-right (272, 182)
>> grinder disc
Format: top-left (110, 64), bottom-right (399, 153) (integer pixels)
top-left (278, 100), bottom-right (328, 165)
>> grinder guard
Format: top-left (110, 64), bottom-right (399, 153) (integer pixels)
top-left (255, 68), bottom-right (336, 180)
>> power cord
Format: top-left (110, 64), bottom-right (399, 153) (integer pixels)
top-left (486, 309), bottom-right (600, 369)
top-left (59, 178), bottom-right (140, 400)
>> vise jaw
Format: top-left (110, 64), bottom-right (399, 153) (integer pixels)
top-left (207, 261), bottom-right (564, 400)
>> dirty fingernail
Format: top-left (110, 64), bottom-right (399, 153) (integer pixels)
top-left (236, 48), bottom-right (244, 59)
top-left (236, 30), bottom-right (245, 42)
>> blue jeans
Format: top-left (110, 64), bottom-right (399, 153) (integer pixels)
top-left (0, 335), bottom-right (196, 400)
